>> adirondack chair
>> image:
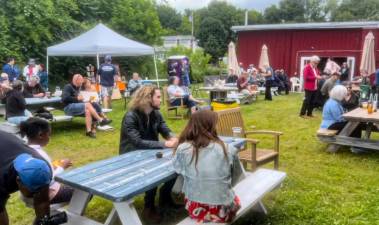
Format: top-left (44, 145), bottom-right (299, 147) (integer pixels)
top-left (163, 86), bottom-right (188, 119)
top-left (215, 107), bottom-right (283, 171)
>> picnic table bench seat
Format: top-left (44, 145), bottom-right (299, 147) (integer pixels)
top-left (177, 169), bottom-right (286, 225)
top-left (317, 129), bottom-right (338, 143)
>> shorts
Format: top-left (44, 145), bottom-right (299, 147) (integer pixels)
top-left (64, 103), bottom-right (85, 116)
top-left (101, 86), bottom-right (113, 97)
top-left (185, 196), bottom-right (240, 223)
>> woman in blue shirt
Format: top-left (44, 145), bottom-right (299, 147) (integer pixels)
top-left (321, 85), bottom-right (362, 138)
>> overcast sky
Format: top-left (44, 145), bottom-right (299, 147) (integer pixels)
top-left (158, 0), bottom-right (281, 13)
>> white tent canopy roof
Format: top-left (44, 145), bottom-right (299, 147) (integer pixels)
top-left (47, 23), bottom-right (154, 56)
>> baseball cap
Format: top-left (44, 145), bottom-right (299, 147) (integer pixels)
top-left (13, 154), bottom-right (52, 192)
top-left (105, 55), bottom-right (112, 62)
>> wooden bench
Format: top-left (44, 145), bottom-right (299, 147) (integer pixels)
top-left (163, 86), bottom-right (188, 119)
top-left (316, 128), bottom-right (338, 143)
top-left (177, 169), bottom-right (286, 225)
top-left (0, 121), bottom-right (20, 134)
top-left (216, 108), bottom-right (283, 171)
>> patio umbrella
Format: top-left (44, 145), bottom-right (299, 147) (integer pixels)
top-left (258, 44), bottom-right (270, 71)
top-left (228, 42), bottom-right (241, 75)
top-left (360, 32), bottom-right (376, 75)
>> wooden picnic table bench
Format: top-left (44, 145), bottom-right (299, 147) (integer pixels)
top-left (55, 137), bottom-right (246, 225)
top-left (318, 108), bottom-right (379, 152)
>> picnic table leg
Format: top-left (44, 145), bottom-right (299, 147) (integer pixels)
top-left (104, 208), bottom-right (118, 225)
top-left (327, 121), bottom-right (359, 153)
top-left (365, 122), bottom-right (373, 139)
top-left (252, 201), bottom-right (268, 215)
top-left (114, 201), bottom-right (143, 225)
top-left (67, 189), bottom-right (92, 215)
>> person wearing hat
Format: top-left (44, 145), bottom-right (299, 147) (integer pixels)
top-left (23, 58), bottom-right (40, 82)
top-left (97, 55), bottom-right (117, 109)
top-left (0, 130), bottom-right (52, 225)
top-left (23, 75), bottom-right (46, 98)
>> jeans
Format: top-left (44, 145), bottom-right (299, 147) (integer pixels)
top-left (265, 80), bottom-right (272, 100)
top-left (7, 110), bottom-right (32, 125)
top-left (144, 178), bottom-right (176, 209)
top-left (171, 96), bottom-right (196, 108)
top-left (300, 90), bottom-right (317, 116)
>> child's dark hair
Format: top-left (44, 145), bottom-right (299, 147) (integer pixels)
top-left (20, 118), bottom-right (50, 139)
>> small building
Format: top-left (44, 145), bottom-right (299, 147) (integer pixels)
top-left (155, 35), bottom-right (199, 61)
top-left (232, 21), bottom-right (379, 83)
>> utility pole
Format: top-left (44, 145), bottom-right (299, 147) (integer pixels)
top-left (190, 11), bottom-right (194, 53)
top-left (245, 10), bottom-right (248, 26)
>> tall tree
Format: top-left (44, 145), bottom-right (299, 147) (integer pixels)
top-left (248, 10), bottom-right (264, 24)
top-left (157, 4), bottom-right (182, 34)
top-left (264, 5), bottom-right (282, 23)
top-left (197, 17), bottom-right (228, 62)
top-left (331, 0), bottom-right (379, 21)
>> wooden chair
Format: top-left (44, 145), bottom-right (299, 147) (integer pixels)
top-left (163, 86), bottom-right (188, 119)
top-left (215, 107), bottom-right (283, 171)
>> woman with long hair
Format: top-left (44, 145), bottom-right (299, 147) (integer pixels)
top-left (173, 110), bottom-right (241, 223)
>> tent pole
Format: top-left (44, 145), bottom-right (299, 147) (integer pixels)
top-left (153, 51), bottom-right (159, 88)
top-left (46, 55), bottom-right (49, 91)
top-left (96, 54), bottom-right (100, 70)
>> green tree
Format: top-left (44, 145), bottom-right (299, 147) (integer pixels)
top-left (248, 10), bottom-right (264, 24)
top-left (331, 0), bottom-right (379, 21)
top-left (110, 0), bottom-right (163, 45)
top-left (197, 17), bottom-right (228, 62)
top-left (264, 5), bottom-right (282, 23)
top-left (157, 4), bottom-right (182, 35)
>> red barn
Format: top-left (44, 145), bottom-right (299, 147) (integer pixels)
top-left (232, 21), bottom-right (379, 85)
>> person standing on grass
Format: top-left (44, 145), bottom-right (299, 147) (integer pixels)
top-left (19, 118), bottom-right (74, 206)
top-left (119, 85), bottom-right (180, 223)
top-left (62, 74), bottom-right (112, 138)
top-left (2, 57), bottom-right (19, 82)
top-left (0, 130), bottom-right (52, 225)
top-left (97, 55), bottom-right (117, 109)
top-left (173, 110), bottom-right (241, 223)
top-left (300, 55), bottom-right (322, 118)
top-left (261, 64), bottom-right (274, 101)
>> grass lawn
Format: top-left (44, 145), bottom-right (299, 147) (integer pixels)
top-left (6, 93), bottom-right (379, 225)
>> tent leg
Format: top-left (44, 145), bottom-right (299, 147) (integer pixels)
top-left (153, 53), bottom-right (159, 88)
top-left (46, 55), bottom-right (49, 91)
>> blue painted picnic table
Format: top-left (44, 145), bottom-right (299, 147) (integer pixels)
top-left (55, 137), bottom-right (245, 225)
top-left (25, 96), bottom-right (61, 105)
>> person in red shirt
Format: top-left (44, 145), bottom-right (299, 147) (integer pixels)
top-left (237, 71), bottom-right (255, 96)
top-left (300, 55), bottom-right (323, 117)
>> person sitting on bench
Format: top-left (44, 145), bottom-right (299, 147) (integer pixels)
top-left (62, 74), bottom-right (112, 138)
top-left (237, 71), bottom-right (256, 96)
top-left (119, 85), bottom-right (180, 223)
top-left (167, 76), bottom-right (203, 114)
top-left (20, 118), bottom-right (74, 206)
top-left (127, 72), bottom-right (142, 96)
top-left (81, 78), bottom-right (109, 121)
top-left (173, 110), bottom-right (241, 223)
top-left (0, 130), bottom-right (53, 225)
top-left (4, 80), bottom-right (32, 125)
top-left (321, 85), bottom-right (365, 152)
top-left (23, 75), bottom-right (45, 98)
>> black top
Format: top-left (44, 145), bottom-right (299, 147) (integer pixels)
top-left (5, 89), bottom-right (26, 118)
top-left (119, 109), bottom-right (172, 154)
top-left (62, 83), bottom-right (81, 107)
top-left (98, 63), bottom-right (116, 87)
top-left (0, 131), bottom-right (45, 199)
top-left (23, 83), bottom-right (46, 98)
top-left (340, 68), bottom-right (350, 82)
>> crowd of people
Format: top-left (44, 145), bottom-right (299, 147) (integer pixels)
top-left (228, 62), bottom-right (291, 101)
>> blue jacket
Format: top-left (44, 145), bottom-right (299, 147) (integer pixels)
top-left (320, 98), bottom-right (345, 129)
top-left (2, 64), bottom-right (19, 82)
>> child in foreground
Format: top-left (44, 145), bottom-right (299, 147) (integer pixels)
top-left (19, 118), bottom-right (74, 205)
top-left (173, 110), bottom-right (241, 223)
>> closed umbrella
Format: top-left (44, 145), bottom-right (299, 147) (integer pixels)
top-left (360, 32), bottom-right (376, 75)
top-left (258, 44), bottom-right (270, 71)
top-left (228, 42), bottom-right (241, 75)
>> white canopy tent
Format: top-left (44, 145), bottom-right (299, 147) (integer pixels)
top-left (47, 23), bottom-right (160, 87)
